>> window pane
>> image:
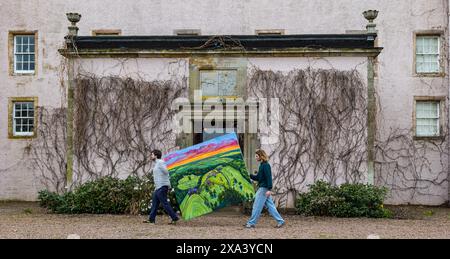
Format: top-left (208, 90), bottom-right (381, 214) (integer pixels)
top-left (12, 101), bottom-right (34, 135)
top-left (430, 102), bottom-right (439, 117)
top-left (425, 61), bottom-right (431, 72)
top-left (201, 71), bottom-right (219, 96)
top-left (200, 70), bottom-right (237, 97)
top-left (416, 37), bottom-right (423, 53)
top-left (416, 54), bottom-right (439, 73)
top-left (426, 38), bottom-right (431, 52)
top-left (416, 101), bottom-right (440, 136)
top-left (417, 118), bottom-right (436, 126)
top-left (430, 62), bottom-right (438, 73)
top-left (416, 36), bottom-right (440, 73)
top-left (416, 63), bottom-right (422, 73)
top-left (218, 70), bottom-right (237, 96)
top-left (416, 55), bottom-right (424, 63)
top-left (13, 35), bottom-right (35, 72)
top-left (16, 62), bottom-right (23, 71)
top-left (416, 103), bottom-right (426, 118)
top-left (14, 35), bottom-right (34, 51)
top-left (422, 38), bottom-right (429, 53)
top-left (416, 55), bottom-right (425, 73)
top-left (417, 124), bottom-right (438, 136)
top-left (417, 102), bottom-right (439, 118)
top-left (431, 38), bottom-right (438, 53)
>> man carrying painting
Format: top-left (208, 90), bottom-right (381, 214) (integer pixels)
top-left (143, 149), bottom-right (180, 225)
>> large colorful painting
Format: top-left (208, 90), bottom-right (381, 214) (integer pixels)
top-left (164, 133), bottom-right (255, 220)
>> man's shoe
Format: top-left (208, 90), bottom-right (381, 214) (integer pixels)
top-left (143, 220), bottom-right (155, 224)
top-left (274, 222), bottom-right (285, 228)
top-left (168, 218), bottom-right (179, 225)
top-left (244, 224), bottom-right (255, 229)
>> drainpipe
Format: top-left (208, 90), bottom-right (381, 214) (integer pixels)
top-left (64, 13), bottom-right (81, 190)
top-left (363, 10), bottom-right (379, 185)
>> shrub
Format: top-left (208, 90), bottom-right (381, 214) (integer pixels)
top-left (37, 189), bottom-right (64, 210)
top-left (296, 180), bottom-right (391, 218)
top-left (38, 175), bottom-right (179, 215)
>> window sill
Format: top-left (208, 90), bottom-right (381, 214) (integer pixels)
top-left (414, 72), bottom-right (445, 78)
top-left (413, 136), bottom-right (444, 141)
top-left (8, 133), bottom-right (36, 139)
top-left (11, 72), bottom-right (36, 77)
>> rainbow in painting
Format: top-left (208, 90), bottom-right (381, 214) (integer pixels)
top-left (164, 133), bottom-right (255, 220)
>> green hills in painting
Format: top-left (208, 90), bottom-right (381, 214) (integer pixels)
top-left (170, 150), bottom-right (255, 220)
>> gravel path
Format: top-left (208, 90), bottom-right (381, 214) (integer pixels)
top-left (1, 202), bottom-right (449, 239)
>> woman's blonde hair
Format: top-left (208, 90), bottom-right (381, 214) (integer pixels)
top-left (255, 149), bottom-right (269, 162)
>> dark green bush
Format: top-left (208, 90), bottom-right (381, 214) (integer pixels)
top-left (38, 175), bottom-right (179, 215)
top-left (296, 180), bottom-right (392, 218)
top-left (37, 189), bottom-right (64, 210)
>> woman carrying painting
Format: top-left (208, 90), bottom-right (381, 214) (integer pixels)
top-left (245, 149), bottom-right (285, 229)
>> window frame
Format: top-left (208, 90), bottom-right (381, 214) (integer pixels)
top-left (413, 31), bottom-right (444, 77)
top-left (8, 97), bottom-right (38, 139)
top-left (174, 29), bottom-right (201, 36)
top-left (13, 35), bottom-right (36, 74)
top-left (199, 69), bottom-right (239, 99)
top-left (91, 29), bottom-right (122, 36)
top-left (189, 58), bottom-right (247, 102)
top-left (413, 96), bottom-right (445, 140)
top-left (8, 31), bottom-right (38, 76)
top-left (255, 29), bottom-right (285, 36)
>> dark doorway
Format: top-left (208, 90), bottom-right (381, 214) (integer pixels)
top-left (193, 119), bottom-right (244, 153)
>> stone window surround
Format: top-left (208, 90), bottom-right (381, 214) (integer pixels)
top-left (413, 96), bottom-right (446, 140)
top-left (8, 30), bottom-right (38, 76)
top-left (8, 97), bottom-right (38, 139)
top-left (413, 30), bottom-right (445, 77)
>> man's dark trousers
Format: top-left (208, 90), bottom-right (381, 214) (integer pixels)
top-left (149, 186), bottom-right (179, 222)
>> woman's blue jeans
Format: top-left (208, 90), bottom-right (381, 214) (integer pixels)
top-left (247, 187), bottom-right (284, 226)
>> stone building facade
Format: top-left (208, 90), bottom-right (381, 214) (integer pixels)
top-left (0, 0), bottom-right (449, 207)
